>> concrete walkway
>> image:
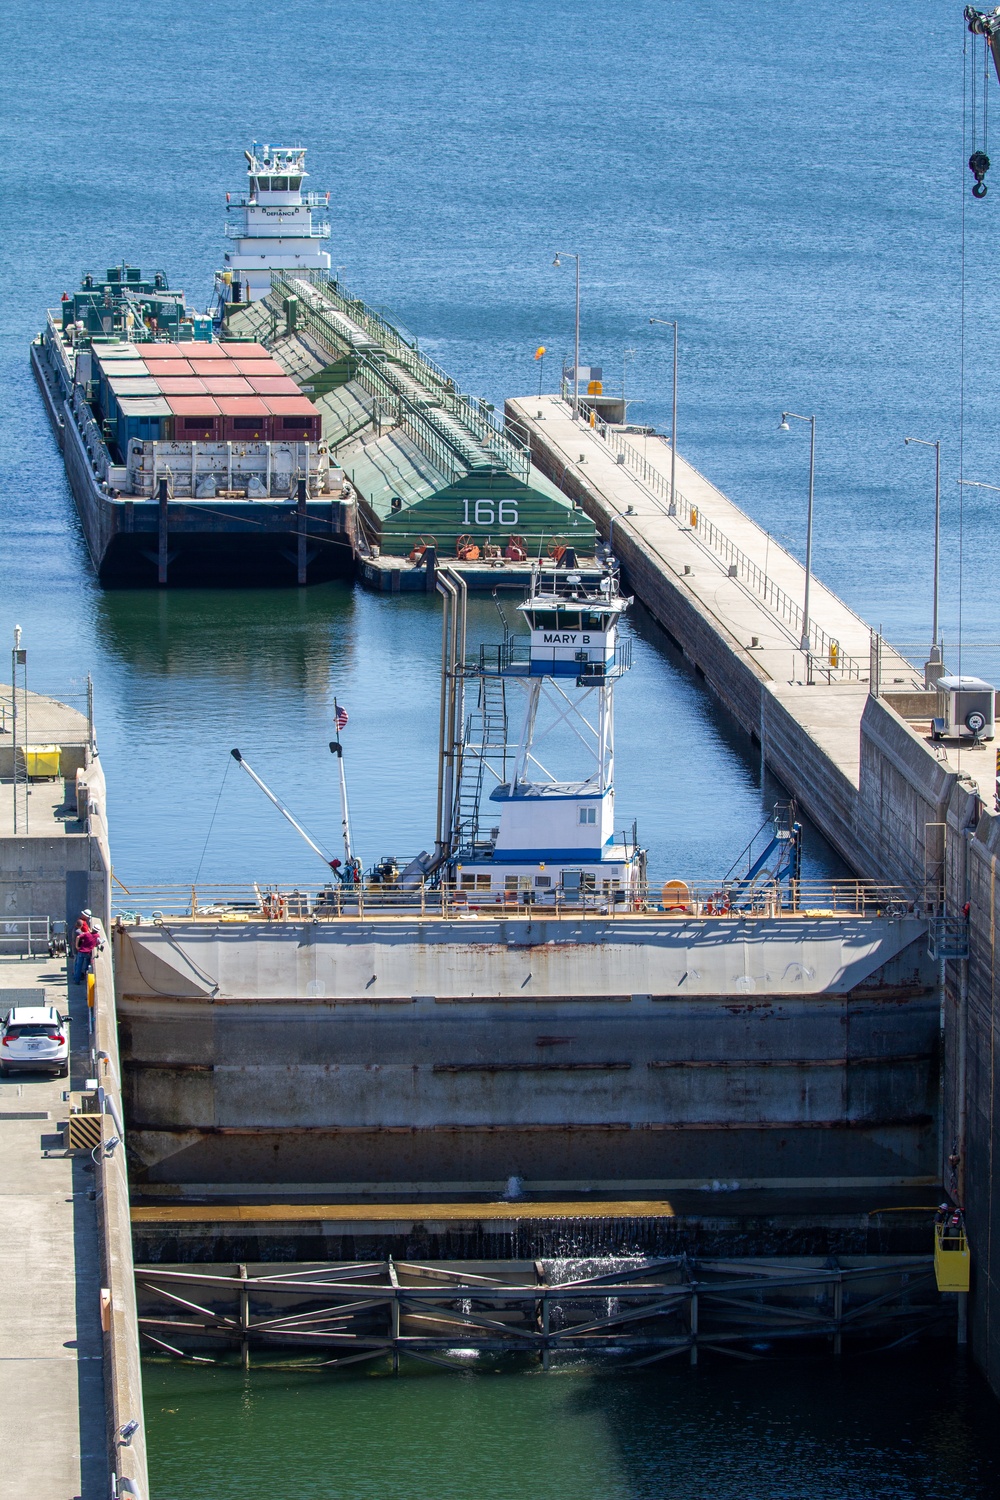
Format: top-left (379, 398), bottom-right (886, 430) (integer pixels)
top-left (513, 396), bottom-right (920, 688)
top-left (509, 397), bottom-right (924, 801)
top-left (0, 956), bottom-right (107, 1500)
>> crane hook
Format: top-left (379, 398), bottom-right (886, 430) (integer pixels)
top-left (970, 150), bottom-right (991, 197)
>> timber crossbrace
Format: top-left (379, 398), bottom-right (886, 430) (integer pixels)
top-left (135, 1254), bottom-right (949, 1372)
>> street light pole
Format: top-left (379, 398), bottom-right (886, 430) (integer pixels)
top-left (553, 253), bottom-right (581, 419)
top-left (779, 411), bottom-right (816, 655)
top-left (650, 318), bottom-right (678, 515)
top-left (904, 436), bottom-right (942, 652)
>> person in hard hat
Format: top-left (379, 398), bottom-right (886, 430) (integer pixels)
top-left (74, 923), bottom-right (102, 983)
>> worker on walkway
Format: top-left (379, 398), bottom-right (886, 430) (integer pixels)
top-left (73, 912), bottom-right (100, 983)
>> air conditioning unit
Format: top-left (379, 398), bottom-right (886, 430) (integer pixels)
top-left (932, 675), bottom-right (996, 741)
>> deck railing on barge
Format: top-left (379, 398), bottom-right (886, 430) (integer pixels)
top-left (274, 270), bottom-right (533, 483)
top-left (111, 877), bottom-right (936, 925)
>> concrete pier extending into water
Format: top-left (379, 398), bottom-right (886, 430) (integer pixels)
top-left (0, 688), bottom-right (146, 1499)
top-left (506, 394), bottom-right (1000, 1399)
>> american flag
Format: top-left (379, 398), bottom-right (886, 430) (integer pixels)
top-left (334, 705), bottom-right (349, 731)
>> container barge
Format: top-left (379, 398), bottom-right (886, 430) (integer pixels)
top-left (31, 143), bottom-right (594, 585)
top-left (30, 259), bottom-right (354, 586)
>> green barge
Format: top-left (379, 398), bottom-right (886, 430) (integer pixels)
top-left (225, 269), bottom-right (596, 566)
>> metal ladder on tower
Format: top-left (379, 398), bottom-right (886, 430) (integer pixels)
top-left (453, 673), bottom-right (508, 854)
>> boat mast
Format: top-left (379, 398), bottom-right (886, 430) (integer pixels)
top-left (329, 697), bottom-right (353, 865)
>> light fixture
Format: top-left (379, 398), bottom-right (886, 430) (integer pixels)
top-left (778, 416), bottom-right (791, 431)
top-left (552, 254), bottom-right (561, 267)
top-left (118, 1420), bottom-right (140, 1446)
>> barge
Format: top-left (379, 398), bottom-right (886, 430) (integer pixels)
top-left (31, 260), bottom-right (355, 586)
top-left (31, 143), bottom-right (595, 585)
top-left (112, 564), bottom-right (939, 1202)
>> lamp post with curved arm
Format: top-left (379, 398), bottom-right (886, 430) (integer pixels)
top-left (778, 411), bottom-right (817, 657)
top-left (553, 252), bottom-right (581, 419)
top-left (649, 318), bottom-right (678, 515)
top-left (904, 437), bottom-right (942, 650)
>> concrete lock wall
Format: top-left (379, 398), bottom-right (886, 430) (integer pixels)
top-left (966, 815), bottom-right (1000, 1394)
top-left (115, 917), bottom-right (939, 1193)
top-left (0, 756), bottom-right (110, 930)
top-left (499, 408), bottom-right (1000, 1396)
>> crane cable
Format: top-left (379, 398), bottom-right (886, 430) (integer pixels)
top-left (961, 25), bottom-right (968, 700)
top-left (969, 16), bottom-right (991, 195)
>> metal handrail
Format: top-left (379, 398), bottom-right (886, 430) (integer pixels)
top-left (270, 275), bottom-right (467, 485)
top-left (224, 220), bottom-right (330, 239)
top-left (112, 878), bottom-right (932, 925)
top-left (350, 358), bottom-right (465, 485)
top-left (476, 640), bottom-right (632, 677)
top-left (69, 387), bottom-right (110, 478)
top-left (0, 916), bottom-right (52, 958)
top-left (578, 406), bottom-right (865, 680)
top-left (277, 271), bottom-right (531, 481)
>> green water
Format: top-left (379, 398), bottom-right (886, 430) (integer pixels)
top-left (144, 1350), bottom-right (999, 1500)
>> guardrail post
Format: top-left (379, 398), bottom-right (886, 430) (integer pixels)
top-left (239, 1263), bottom-right (250, 1370)
top-left (296, 478), bottom-right (308, 585)
top-left (157, 478), bottom-right (169, 586)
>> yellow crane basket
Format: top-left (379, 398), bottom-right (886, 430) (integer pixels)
top-left (934, 1221), bottom-right (971, 1292)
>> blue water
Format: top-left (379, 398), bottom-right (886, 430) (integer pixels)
top-left (3, 0), bottom-right (999, 1487)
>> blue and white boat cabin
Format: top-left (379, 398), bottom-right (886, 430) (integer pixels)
top-left (452, 563), bottom-right (646, 907)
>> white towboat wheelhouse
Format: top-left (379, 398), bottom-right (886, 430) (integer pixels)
top-left (450, 561), bottom-right (646, 907)
top-left (215, 143), bottom-right (331, 306)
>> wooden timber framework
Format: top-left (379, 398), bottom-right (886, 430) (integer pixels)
top-left (136, 1255), bottom-right (949, 1372)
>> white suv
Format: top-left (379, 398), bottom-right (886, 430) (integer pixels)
top-left (0, 1006), bottom-right (69, 1078)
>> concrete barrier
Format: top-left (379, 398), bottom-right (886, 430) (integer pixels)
top-left (92, 938), bottom-right (148, 1499)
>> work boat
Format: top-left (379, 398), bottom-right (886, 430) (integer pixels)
top-left (449, 561), bottom-right (646, 906)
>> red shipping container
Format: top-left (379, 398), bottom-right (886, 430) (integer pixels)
top-left (165, 395), bottom-right (223, 441)
top-left (219, 341), bottom-right (270, 360)
top-left (247, 376), bottom-right (302, 395)
top-left (179, 342), bottom-right (229, 359)
top-left (189, 361), bottom-right (251, 382)
top-left (216, 395), bottom-right (272, 440)
top-left (230, 358), bottom-right (286, 377)
top-left (263, 395), bottom-right (322, 442)
top-left (155, 377), bottom-right (209, 395)
top-left (139, 360), bottom-right (193, 379)
top-left (198, 375), bottom-right (255, 396)
top-left (140, 345), bottom-right (193, 361)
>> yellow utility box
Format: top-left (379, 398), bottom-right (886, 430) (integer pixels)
top-left (934, 1222), bottom-right (971, 1292)
top-left (24, 744), bottom-right (61, 779)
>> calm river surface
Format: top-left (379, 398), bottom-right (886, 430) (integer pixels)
top-left (3, 0), bottom-right (999, 1492)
